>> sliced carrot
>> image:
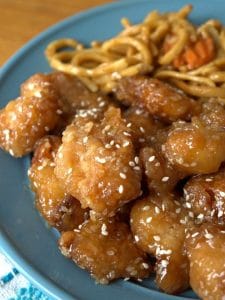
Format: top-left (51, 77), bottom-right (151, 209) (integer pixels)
top-left (162, 35), bottom-right (216, 70)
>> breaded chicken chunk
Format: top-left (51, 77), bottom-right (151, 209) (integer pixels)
top-left (50, 72), bottom-right (112, 115)
top-left (55, 106), bottom-right (142, 215)
top-left (184, 169), bottom-right (225, 223)
top-left (164, 119), bottom-right (225, 174)
top-left (186, 223), bottom-right (225, 300)
top-left (140, 147), bottom-right (184, 195)
top-left (123, 106), bottom-right (163, 148)
top-left (29, 136), bottom-right (88, 231)
top-left (131, 195), bottom-right (191, 294)
top-left (115, 76), bottom-right (200, 123)
top-left (199, 100), bottom-right (225, 129)
top-left (0, 74), bottom-right (60, 157)
top-left (59, 218), bottom-right (151, 284)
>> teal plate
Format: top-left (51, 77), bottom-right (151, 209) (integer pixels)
top-left (0, 0), bottom-right (220, 299)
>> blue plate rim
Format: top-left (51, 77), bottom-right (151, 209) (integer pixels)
top-left (0, 0), bottom-right (198, 299)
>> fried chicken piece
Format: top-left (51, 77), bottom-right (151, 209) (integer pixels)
top-left (51, 72), bottom-right (112, 115)
top-left (0, 74), bottom-right (60, 157)
top-left (140, 147), bottom-right (185, 195)
top-left (123, 106), bottom-right (164, 148)
top-left (199, 100), bottom-right (225, 129)
top-left (186, 223), bottom-right (225, 300)
top-left (59, 218), bottom-right (151, 284)
top-left (130, 195), bottom-right (191, 294)
top-left (184, 169), bottom-right (225, 224)
top-left (164, 119), bottom-right (225, 174)
top-left (55, 106), bottom-right (142, 215)
top-left (115, 76), bottom-right (200, 123)
top-left (29, 136), bottom-right (88, 231)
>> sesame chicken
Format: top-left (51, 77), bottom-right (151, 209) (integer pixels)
top-left (29, 135), bottom-right (88, 231)
top-left (55, 106), bottom-right (142, 215)
top-left (184, 169), bottom-right (225, 223)
top-left (186, 223), bottom-right (225, 300)
top-left (0, 74), bottom-right (60, 157)
top-left (59, 218), bottom-right (151, 284)
top-left (163, 118), bottom-right (225, 174)
top-left (115, 76), bottom-right (201, 123)
top-left (130, 195), bottom-right (191, 294)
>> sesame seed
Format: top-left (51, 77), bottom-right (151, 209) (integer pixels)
top-left (205, 233), bottom-right (213, 239)
top-left (119, 172), bottom-right (126, 179)
top-left (95, 157), bottom-right (106, 164)
top-left (110, 140), bottom-right (115, 146)
top-left (83, 136), bottom-right (88, 144)
top-left (192, 232), bottom-right (199, 238)
top-left (148, 156), bottom-right (155, 162)
top-left (205, 178), bottom-right (213, 182)
top-left (134, 156), bottom-right (139, 164)
top-left (155, 206), bottom-right (160, 214)
top-left (123, 277), bottom-right (130, 281)
top-left (175, 208), bottom-right (181, 214)
top-left (123, 141), bottom-right (130, 147)
top-left (34, 91), bottom-right (42, 98)
top-left (126, 123), bottom-right (132, 128)
top-left (56, 109), bottom-right (63, 115)
top-left (218, 210), bottom-right (224, 218)
top-left (134, 166), bottom-right (141, 171)
top-left (101, 223), bottom-right (108, 236)
top-left (142, 205), bottom-right (150, 211)
top-left (161, 176), bottom-right (169, 182)
top-left (118, 185), bottom-right (124, 194)
top-left (220, 191), bottom-right (225, 197)
top-left (197, 213), bottom-right (204, 219)
top-left (134, 235), bottom-right (140, 242)
top-left (142, 263), bottom-right (149, 269)
top-left (153, 235), bottom-right (160, 241)
top-left (139, 127), bottom-right (145, 133)
top-left (107, 250), bottom-right (115, 256)
top-left (123, 131), bottom-right (131, 136)
top-left (58, 152), bottom-right (63, 159)
top-left (129, 161), bottom-right (135, 167)
top-left (189, 211), bottom-right (194, 218)
top-left (146, 217), bottom-right (152, 223)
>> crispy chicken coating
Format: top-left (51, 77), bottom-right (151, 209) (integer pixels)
top-left (184, 169), bottom-right (225, 224)
top-left (199, 100), bottom-right (225, 129)
top-left (59, 218), bottom-right (151, 284)
top-left (164, 119), bottom-right (225, 174)
top-left (186, 223), bottom-right (225, 300)
top-left (115, 76), bottom-right (200, 123)
top-left (50, 72), bottom-right (112, 115)
top-left (123, 106), bottom-right (163, 148)
top-left (140, 147), bottom-right (184, 195)
top-left (130, 196), bottom-right (191, 294)
top-left (55, 106), bottom-right (142, 215)
top-left (29, 136), bottom-right (88, 231)
top-left (0, 74), bottom-right (60, 157)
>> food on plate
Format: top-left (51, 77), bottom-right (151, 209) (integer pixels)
top-left (186, 223), bottom-right (225, 299)
top-left (0, 74), bottom-right (60, 157)
top-left (54, 106), bottom-right (142, 215)
top-left (2, 4), bottom-right (225, 299)
top-left (130, 195), bottom-right (191, 294)
top-left (116, 76), bottom-right (201, 123)
top-left (46, 4), bottom-right (225, 99)
top-left (29, 135), bottom-right (89, 231)
top-left (184, 169), bottom-right (225, 223)
top-left (59, 217), bottom-right (151, 284)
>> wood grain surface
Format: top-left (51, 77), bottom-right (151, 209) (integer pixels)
top-left (0, 0), bottom-right (114, 66)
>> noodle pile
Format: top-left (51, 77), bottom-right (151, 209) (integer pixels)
top-left (45, 5), bottom-right (225, 98)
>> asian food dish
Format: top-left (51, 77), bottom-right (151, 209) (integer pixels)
top-left (1, 5), bottom-right (225, 300)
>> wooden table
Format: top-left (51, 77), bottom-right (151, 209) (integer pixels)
top-left (0, 0), bottom-right (114, 66)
